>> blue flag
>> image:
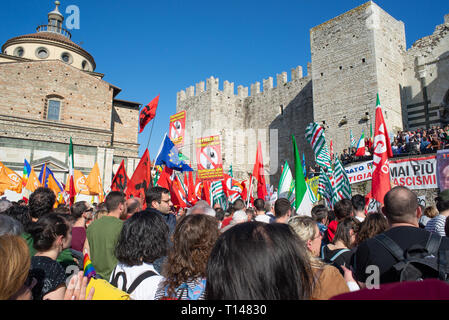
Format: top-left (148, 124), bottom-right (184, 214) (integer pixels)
top-left (155, 134), bottom-right (193, 172)
top-left (38, 164), bottom-right (64, 191)
top-left (302, 153), bottom-right (307, 178)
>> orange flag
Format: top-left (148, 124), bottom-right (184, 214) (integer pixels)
top-left (24, 167), bottom-right (41, 193)
top-left (65, 170), bottom-right (90, 195)
top-left (86, 162), bottom-right (104, 202)
top-left (0, 161), bottom-right (23, 194)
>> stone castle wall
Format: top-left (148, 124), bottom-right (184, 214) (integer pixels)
top-left (175, 1), bottom-right (449, 188)
top-left (176, 66), bottom-right (313, 184)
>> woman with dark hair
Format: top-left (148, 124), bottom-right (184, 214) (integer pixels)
top-left (356, 213), bottom-right (389, 245)
top-left (70, 201), bottom-right (93, 253)
top-left (321, 217), bottom-right (360, 275)
top-left (206, 221), bottom-right (313, 300)
top-left (28, 213), bottom-right (72, 300)
top-left (110, 211), bottom-right (169, 300)
top-left (155, 214), bottom-right (220, 300)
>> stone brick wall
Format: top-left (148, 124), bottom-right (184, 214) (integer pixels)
top-left (176, 66), bottom-right (313, 185)
top-left (372, 3), bottom-right (406, 134)
top-left (111, 101), bottom-right (140, 159)
top-left (311, 2), bottom-right (382, 156)
top-left (402, 15), bottom-right (449, 130)
top-left (0, 59), bottom-right (140, 191)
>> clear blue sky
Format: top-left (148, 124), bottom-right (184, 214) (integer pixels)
top-left (1, 0), bottom-right (448, 160)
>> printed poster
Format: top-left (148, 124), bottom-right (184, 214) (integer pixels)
top-left (196, 135), bottom-right (224, 181)
top-left (169, 110), bottom-right (186, 148)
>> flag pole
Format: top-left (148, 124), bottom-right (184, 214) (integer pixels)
top-left (246, 174), bottom-right (253, 208)
top-left (145, 118), bottom-right (156, 152)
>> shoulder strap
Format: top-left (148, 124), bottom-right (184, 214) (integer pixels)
top-left (374, 233), bottom-right (405, 261)
top-left (110, 271), bottom-right (128, 292)
top-left (425, 232), bottom-right (442, 255)
top-left (127, 270), bottom-right (158, 294)
top-left (330, 248), bottom-right (351, 262)
top-left (320, 245), bottom-right (325, 260)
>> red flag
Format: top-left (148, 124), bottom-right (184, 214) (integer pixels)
top-left (252, 142), bottom-right (267, 201)
top-left (187, 168), bottom-right (197, 205)
top-left (194, 175), bottom-right (202, 202)
top-left (371, 95), bottom-right (393, 205)
top-left (202, 180), bottom-right (211, 206)
top-left (139, 95), bottom-right (160, 133)
top-left (111, 160), bottom-right (129, 193)
top-left (126, 149), bottom-right (152, 209)
top-left (171, 175), bottom-right (188, 208)
top-left (240, 180), bottom-right (248, 202)
top-left (156, 166), bottom-right (173, 190)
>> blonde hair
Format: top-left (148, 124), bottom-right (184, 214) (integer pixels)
top-left (93, 209), bottom-right (108, 221)
top-left (288, 216), bottom-right (324, 268)
top-left (424, 206), bottom-right (438, 219)
top-left (0, 235), bottom-right (30, 300)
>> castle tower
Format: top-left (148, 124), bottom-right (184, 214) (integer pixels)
top-left (310, 1), bottom-right (405, 155)
top-left (2, 1), bottom-right (96, 72)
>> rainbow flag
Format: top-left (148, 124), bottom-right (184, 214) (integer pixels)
top-left (23, 159), bottom-right (31, 187)
top-left (83, 253), bottom-right (97, 280)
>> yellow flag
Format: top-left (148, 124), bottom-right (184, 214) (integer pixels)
top-left (0, 162), bottom-right (23, 194)
top-left (24, 167), bottom-right (41, 193)
top-left (86, 162), bottom-right (104, 202)
top-left (65, 170), bottom-right (90, 195)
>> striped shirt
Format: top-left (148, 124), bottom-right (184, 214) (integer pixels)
top-left (154, 277), bottom-right (206, 300)
top-left (425, 215), bottom-right (447, 237)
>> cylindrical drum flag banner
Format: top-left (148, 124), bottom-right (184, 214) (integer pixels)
top-left (196, 135), bottom-right (224, 181)
top-left (169, 110), bottom-right (186, 148)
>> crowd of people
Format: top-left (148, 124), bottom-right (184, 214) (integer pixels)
top-left (1, 184), bottom-right (449, 300)
top-left (340, 125), bottom-right (449, 165)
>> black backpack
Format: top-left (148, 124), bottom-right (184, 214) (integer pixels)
top-left (110, 269), bottom-right (157, 294)
top-left (374, 232), bottom-right (449, 282)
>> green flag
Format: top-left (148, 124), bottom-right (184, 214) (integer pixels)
top-left (228, 165), bottom-right (233, 178)
top-left (278, 161), bottom-right (295, 205)
top-left (292, 135), bottom-right (313, 216)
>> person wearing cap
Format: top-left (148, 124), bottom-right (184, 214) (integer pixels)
top-left (425, 189), bottom-right (449, 236)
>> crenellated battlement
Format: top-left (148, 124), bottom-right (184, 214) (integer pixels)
top-left (176, 65), bottom-right (310, 104)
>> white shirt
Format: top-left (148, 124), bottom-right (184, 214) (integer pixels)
top-left (109, 262), bottom-right (163, 300)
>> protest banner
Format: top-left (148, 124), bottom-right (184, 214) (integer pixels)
top-left (169, 110), bottom-right (186, 148)
top-left (306, 176), bottom-right (320, 200)
top-left (390, 156), bottom-right (437, 190)
top-left (196, 135), bottom-right (224, 181)
top-left (344, 161), bottom-right (373, 184)
top-left (436, 150), bottom-right (449, 190)
top-left (345, 155), bottom-right (437, 190)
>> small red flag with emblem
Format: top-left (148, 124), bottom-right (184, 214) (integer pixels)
top-left (139, 95), bottom-right (160, 133)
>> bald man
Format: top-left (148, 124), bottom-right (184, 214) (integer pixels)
top-left (351, 186), bottom-right (449, 287)
top-left (125, 197), bottom-right (142, 220)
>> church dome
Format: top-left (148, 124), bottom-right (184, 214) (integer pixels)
top-left (1, 1), bottom-right (96, 71)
